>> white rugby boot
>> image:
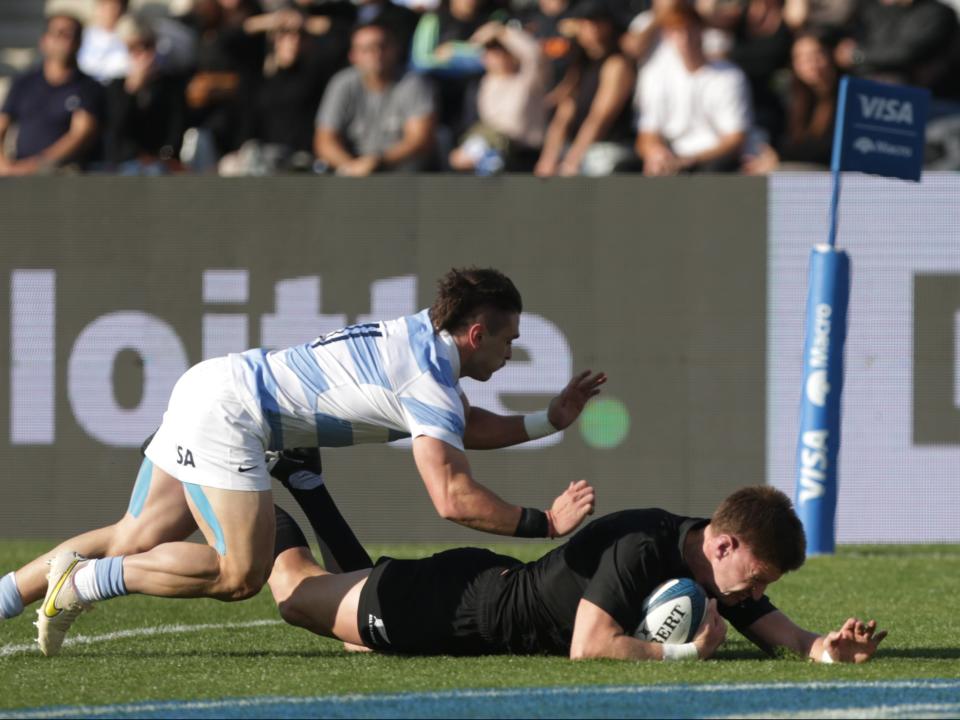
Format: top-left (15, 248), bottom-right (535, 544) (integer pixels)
top-left (36, 551), bottom-right (90, 657)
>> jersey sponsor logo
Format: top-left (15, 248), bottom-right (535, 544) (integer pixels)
top-left (237, 465), bottom-right (258, 473)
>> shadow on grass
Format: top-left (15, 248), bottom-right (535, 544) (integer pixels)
top-left (874, 647), bottom-right (960, 660)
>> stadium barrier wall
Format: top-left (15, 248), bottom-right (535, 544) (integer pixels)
top-left (0, 176), bottom-right (767, 542)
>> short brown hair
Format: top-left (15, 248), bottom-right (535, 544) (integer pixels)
top-left (657, 4), bottom-right (702, 30)
top-left (429, 268), bottom-right (523, 334)
top-left (711, 486), bottom-right (806, 573)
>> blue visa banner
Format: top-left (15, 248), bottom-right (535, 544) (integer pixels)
top-left (833, 76), bottom-right (930, 181)
top-left (796, 245), bottom-right (850, 555)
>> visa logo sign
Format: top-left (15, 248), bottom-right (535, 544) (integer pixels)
top-left (858, 94), bottom-right (914, 124)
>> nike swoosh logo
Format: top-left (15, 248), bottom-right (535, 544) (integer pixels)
top-left (238, 465), bottom-right (258, 473)
top-left (44, 558), bottom-right (81, 618)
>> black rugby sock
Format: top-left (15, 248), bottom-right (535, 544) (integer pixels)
top-left (285, 483), bottom-right (373, 573)
top-left (273, 505), bottom-right (309, 560)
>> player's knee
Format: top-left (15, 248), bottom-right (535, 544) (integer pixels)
top-left (276, 591), bottom-right (310, 628)
top-left (217, 562), bottom-right (271, 601)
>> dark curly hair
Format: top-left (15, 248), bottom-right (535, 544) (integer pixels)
top-left (711, 486), bottom-right (806, 573)
top-left (429, 267), bottom-right (523, 334)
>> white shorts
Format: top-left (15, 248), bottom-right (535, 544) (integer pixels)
top-left (144, 357), bottom-right (271, 492)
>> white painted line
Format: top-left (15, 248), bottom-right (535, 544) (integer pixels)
top-left (727, 702), bottom-right (960, 720)
top-left (0, 619), bottom-right (283, 658)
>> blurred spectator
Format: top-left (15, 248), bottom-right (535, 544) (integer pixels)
top-left (350, 0), bottom-right (420, 58)
top-left (180, 0), bottom-right (267, 168)
top-left (623, 0), bottom-right (731, 64)
top-left (221, 9), bottom-right (339, 174)
top-left (412, 0), bottom-right (503, 143)
top-left (782, 0), bottom-right (857, 39)
top-left (0, 15), bottom-right (103, 176)
top-left (635, 4), bottom-right (750, 174)
top-left (449, 21), bottom-right (549, 173)
top-left (102, 16), bottom-right (187, 174)
top-left (742, 30), bottom-right (836, 173)
top-left (535, 0), bottom-right (636, 176)
top-left (722, 0), bottom-right (793, 143)
top-left (521, 0), bottom-right (575, 95)
top-left (834, 0), bottom-right (960, 99)
top-left (315, 22), bottom-right (436, 175)
top-left (78, 0), bottom-right (131, 84)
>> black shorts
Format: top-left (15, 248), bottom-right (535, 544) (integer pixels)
top-left (357, 547), bottom-right (520, 655)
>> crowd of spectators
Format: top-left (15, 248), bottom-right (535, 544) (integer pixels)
top-left (1, 0), bottom-right (959, 176)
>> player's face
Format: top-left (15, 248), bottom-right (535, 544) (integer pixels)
top-left (467, 312), bottom-right (520, 381)
top-left (709, 540), bottom-right (781, 606)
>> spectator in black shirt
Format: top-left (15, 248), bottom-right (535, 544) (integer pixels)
top-left (102, 16), bottom-right (187, 174)
top-left (268, 486), bottom-right (887, 663)
top-left (0, 14), bottom-right (103, 175)
top-left (221, 9), bottom-right (342, 174)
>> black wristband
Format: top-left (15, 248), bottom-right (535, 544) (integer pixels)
top-left (514, 507), bottom-right (549, 538)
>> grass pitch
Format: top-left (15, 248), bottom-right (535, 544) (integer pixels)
top-left (1, 541), bottom-right (958, 713)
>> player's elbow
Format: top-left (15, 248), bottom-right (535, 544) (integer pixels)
top-left (569, 641), bottom-right (603, 660)
top-left (434, 497), bottom-right (468, 523)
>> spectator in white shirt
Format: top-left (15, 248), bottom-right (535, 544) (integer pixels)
top-left (635, 3), bottom-right (751, 175)
top-left (78, 0), bottom-right (131, 84)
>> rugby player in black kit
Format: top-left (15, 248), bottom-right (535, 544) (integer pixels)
top-left (268, 486), bottom-right (887, 663)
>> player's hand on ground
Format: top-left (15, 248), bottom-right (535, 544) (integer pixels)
top-left (692, 599), bottom-right (727, 660)
top-left (821, 617), bottom-right (887, 663)
top-left (547, 370), bottom-right (608, 430)
top-left (547, 479), bottom-right (596, 537)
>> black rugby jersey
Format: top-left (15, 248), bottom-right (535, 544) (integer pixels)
top-left (479, 509), bottom-right (777, 655)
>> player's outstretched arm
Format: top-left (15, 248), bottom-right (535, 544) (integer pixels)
top-left (460, 370), bottom-right (607, 450)
top-left (413, 436), bottom-right (593, 536)
top-left (744, 610), bottom-right (887, 663)
top-left (569, 598), bottom-right (726, 661)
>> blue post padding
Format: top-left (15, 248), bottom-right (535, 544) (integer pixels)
top-left (796, 246), bottom-right (851, 555)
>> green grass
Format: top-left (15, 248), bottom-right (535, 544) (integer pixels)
top-left (1, 541), bottom-right (958, 711)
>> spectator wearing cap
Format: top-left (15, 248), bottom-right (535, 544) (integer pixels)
top-left (535, 0), bottom-right (636, 176)
top-left (0, 14), bottom-right (103, 175)
top-left (449, 21), bottom-right (550, 173)
top-left (78, 0), bottom-right (131, 84)
top-left (636, 4), bottom-right (751, 175)
top-left (315, 22), bottom-right (436, 175)
top-left (101, 15), bottom-right (188, 174)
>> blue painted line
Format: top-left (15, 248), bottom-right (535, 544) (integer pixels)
top-left (8, 680), bottom-right (960, 719)
top-left (183, 483), bottom-right (227, 556)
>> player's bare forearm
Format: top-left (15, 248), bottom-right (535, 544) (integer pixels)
top-left (412, 436), bottom-right (523, 535)
top-left (570, 599), bottom-right (663, 661)
top-left (463, 407), bottom-right (528, 449)
top-left (744, 610), bottom-right (889, 663)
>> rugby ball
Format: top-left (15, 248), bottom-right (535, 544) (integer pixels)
top-left (635, 578), bottom-right (707, 644)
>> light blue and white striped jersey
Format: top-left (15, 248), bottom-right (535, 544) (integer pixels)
top-left (228, 309), bottom-right (466, 452)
